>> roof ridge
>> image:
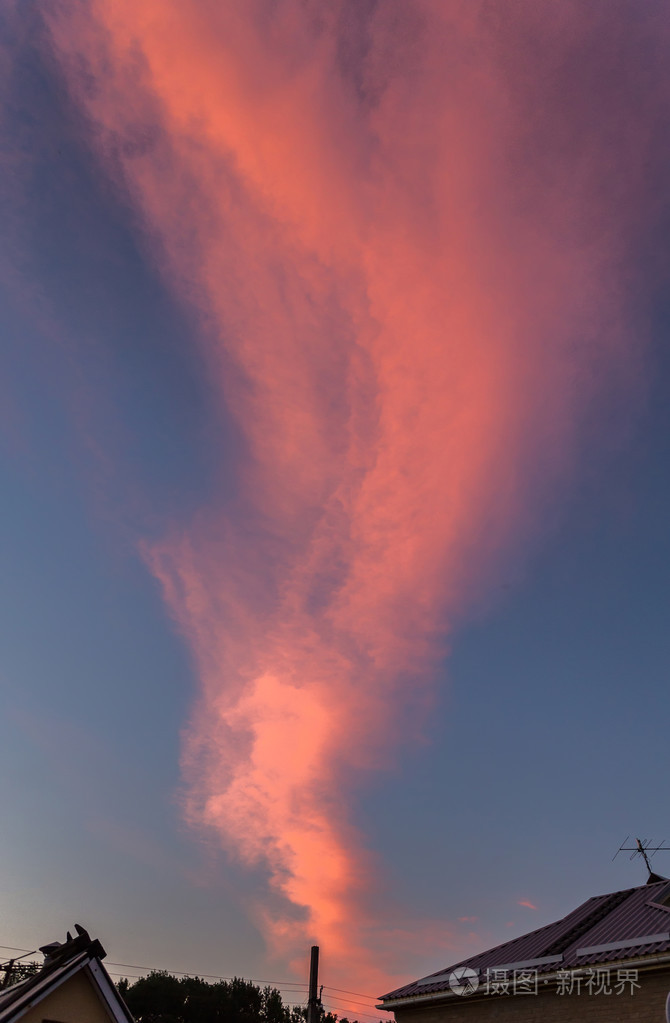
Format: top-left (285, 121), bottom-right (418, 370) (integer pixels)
top-left (405, 907), bottom-right (589, 985)
top-left (435, 892), bottom-right (622, 973)
top-left (451, 918), bottom-right (566, 966)
top-left (540, 888), bottom-right (632, 957)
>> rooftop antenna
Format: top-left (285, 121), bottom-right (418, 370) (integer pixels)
top-left (613, 836), bottom-right (670, 882)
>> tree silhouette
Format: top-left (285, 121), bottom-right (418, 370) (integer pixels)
top-left (116, 972), bottom-right (361, 1023)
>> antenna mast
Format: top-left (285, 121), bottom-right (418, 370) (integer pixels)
top-left (613, 836), bottom-right (670, 879)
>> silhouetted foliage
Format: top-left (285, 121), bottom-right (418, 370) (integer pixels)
top-left (115, 972), bottom-right (362, 1023)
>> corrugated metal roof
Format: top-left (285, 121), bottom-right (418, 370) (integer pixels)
top-left (380, 879), bottom-right (670, 1002)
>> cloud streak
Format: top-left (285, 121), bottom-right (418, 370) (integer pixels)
top-left (41, 0), bottom-right (669, 990)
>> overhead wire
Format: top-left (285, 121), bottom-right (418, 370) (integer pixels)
top-left (0, 950), bottom-right (37, 964)
top-left (0, 946), bottom-right (308, 991)
top-left (321, 1002), bottom-right (381, 1016)
top-left (322, 987), bottom-right (380, 1002)
top-left (320, 990), bottom-right (380, 1007)
top-left (321, 1000), bottom-right (382, 1022)
top-left (321, 992), bottom-right (382, 1007)
top-left (0, 941), bottom-right (385, 1019)
top-left (106, 961), bottom-right (309, 988)
top-left (321, 995), bottom-right (381, 1011)
top-left (2, 957), bottom-right (309, 1015)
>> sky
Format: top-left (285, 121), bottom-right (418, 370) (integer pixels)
top-left (1, 0), bottom-right (670, 1013)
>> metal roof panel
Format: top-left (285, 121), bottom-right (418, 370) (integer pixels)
top-left (380, 880), bottom-right (670, 1002)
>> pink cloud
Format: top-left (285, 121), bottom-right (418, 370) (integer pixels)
top-left (39, 0), bottom-right (670, 991)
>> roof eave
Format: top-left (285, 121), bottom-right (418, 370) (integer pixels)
top-left (378, 950), bottom-right (670, 1011)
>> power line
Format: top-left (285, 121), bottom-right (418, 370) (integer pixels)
top-left (107, 961), bottom-right (309, 989)
top-left (322, 987), bottom-right (379, 1003)
top-left (0, 946), bottom-right (308, 990)
top-left (323, 1011), bottom-right (381, 1021)
top-left (3, 958), bottom-right (311, 1013)
top-left (104, 970), bottom-right (307, 1007)
top-left (322, 1005), bottom-right (379, 1018)
top-left (0, 962), bottom-right (380, 1022)
top-left (321, 1000), bottom-right (382, 1022)
top-left (322, 1001), bottom-right (381, 1016)
top-left (0, 951), bottom-right (37, 964)
top-left (105, 969), bottom-right (306, 994)
top-left (324, 1011), bottom-right (382, 1022)
top-left (0, 941), bottom-right (383, 1016)
top-left (319, 993), bottom-right (383, 1016)
top-left (322, 995), bottom-right (380, 1011)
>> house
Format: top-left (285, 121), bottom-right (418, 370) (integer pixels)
top-left (378, 876), bottom-right (670, 1022)
top-left (0, 926), bottom-right (133, 1023)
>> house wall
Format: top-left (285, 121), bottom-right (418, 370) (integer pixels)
top-left (392, 969), bottom-right (670, 1023)
top-left (18, 972), bottom-right (112, 1023)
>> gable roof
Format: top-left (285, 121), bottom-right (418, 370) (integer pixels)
top-left (380, 879), bottom-right (670, 1004)
top-left (0, 931), bottom-right (134, 1023)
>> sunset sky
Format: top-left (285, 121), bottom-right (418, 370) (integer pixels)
top-left (1, 0), bottom-right (670, 1013)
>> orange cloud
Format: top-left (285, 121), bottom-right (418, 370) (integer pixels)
top-left (518, 900), bottom-right (538, 911)
top-left (43, 0), bottom-right (668, 992)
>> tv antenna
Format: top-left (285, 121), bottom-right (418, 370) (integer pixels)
top-left (613, 836), bottom-right (670, 880)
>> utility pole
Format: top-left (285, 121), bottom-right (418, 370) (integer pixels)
top-left (1, 961), bottom-right (15, 989)
top-left (306, 946), bottom-right (320, 1023)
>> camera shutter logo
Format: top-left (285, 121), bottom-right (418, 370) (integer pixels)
top-left (449, 967), bottom-right (479, 996)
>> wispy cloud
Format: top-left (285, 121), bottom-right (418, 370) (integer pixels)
top-left (32, 0), bottom-right (670, 990)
